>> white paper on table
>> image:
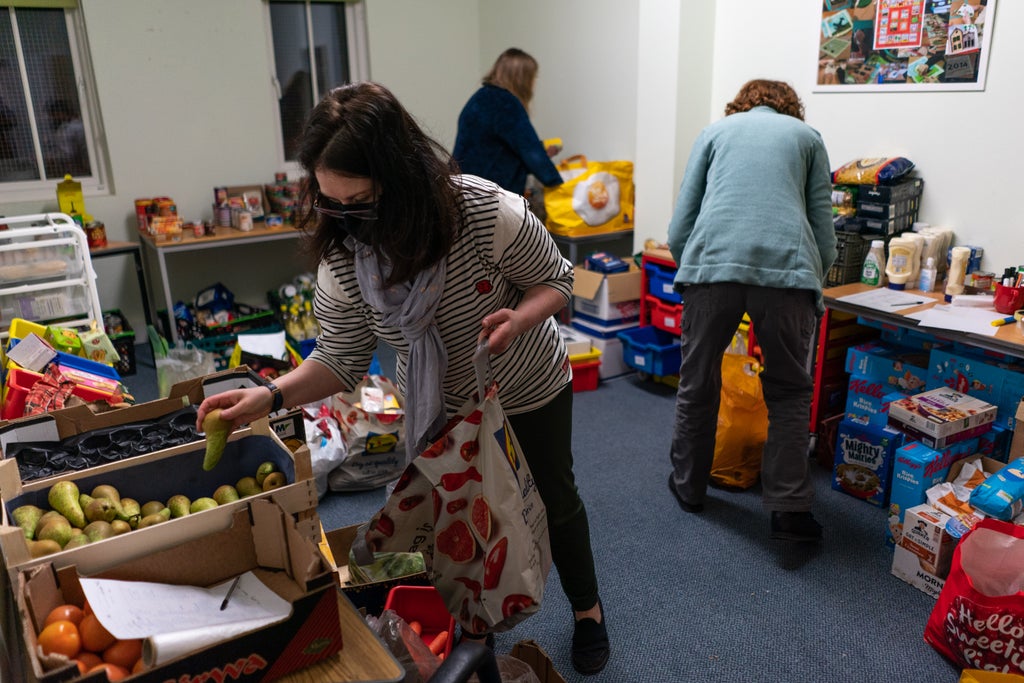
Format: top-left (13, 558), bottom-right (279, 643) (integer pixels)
top-left (237, 329), bottom-right (289, 360)
top-left (80, 571), bottom-right (292, 667)
top-left (907, 304), bottom-right (1001, 336)
top-left (836, 288), bottom-right (932, 311)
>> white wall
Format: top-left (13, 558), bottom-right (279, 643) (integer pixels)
top-left (2, 0), bottom-right (1018, 342)
top-left (708, 0), bottom-right (1020, 272)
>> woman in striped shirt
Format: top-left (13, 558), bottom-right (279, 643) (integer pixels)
top-left (197, 82), bottom-right (609, 675)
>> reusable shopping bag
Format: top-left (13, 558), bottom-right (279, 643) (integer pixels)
top-left (544, 155), bottom-right (634, 237)
top-left (328, 375), bottom-right (407, 492)
top-left (363, 345), bottom-right (552, 633)
top-left (924, 518), bottom-right (1024, 674)
top-left (710, 353), bottom-right (768, 490)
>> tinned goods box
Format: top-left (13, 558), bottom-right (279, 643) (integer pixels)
top-left (887, 387), bottom-right (996, 449)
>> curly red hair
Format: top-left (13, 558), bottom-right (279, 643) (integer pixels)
top-left (725, 80), bottom-right (805, 120)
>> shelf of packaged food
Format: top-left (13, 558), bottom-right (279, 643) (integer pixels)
top-left (138, 223), bottom-right (302, 345)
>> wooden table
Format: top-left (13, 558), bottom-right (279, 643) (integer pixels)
top-left (277, 589), bottom-right (404, 683)
top-left (138, 224), bottom-right (302, 345)
top-left (823, 282), bottom-right (1024, 358)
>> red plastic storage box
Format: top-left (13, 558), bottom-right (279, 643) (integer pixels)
top-left (384, 585), bottom-right (455, 658)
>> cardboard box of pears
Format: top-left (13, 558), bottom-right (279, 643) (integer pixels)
top-left (0, 367), bottom-right (319, 580)
top-left (0, 368), bottom-right (330, 681)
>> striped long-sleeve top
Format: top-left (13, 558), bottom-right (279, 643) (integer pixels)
top-left (306, 174), bottom-right (573, 416)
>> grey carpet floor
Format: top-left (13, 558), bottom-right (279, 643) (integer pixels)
top-left (125, 344), bottom-right (961, 682)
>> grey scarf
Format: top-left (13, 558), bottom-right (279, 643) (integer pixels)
top-left (350, 237), bottom-right (448, 464)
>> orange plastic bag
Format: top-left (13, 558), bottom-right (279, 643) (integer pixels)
top-left (710, 353), bottom-right (767, 490)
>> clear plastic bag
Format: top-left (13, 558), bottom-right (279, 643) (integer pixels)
top-left (155, 345), bottom-right (217, 397)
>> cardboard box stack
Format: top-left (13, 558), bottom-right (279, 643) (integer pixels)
top-left (570, 260), bottom-right (641, 380)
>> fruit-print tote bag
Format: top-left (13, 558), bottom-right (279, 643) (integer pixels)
top-left (924, 518), bottom-right (1024, 673)
top-left (363, 345), bottom-right (552, 633)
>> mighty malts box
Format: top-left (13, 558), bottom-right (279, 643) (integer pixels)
top-left (832, 418), bottom-right (905, 507)
top-left (887, 387), bottom-right (996, 449)
top-left (13, 500), bottom-right (342, 683)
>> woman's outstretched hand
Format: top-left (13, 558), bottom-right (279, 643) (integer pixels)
top-left (195, 387), bottom-right (272, 433)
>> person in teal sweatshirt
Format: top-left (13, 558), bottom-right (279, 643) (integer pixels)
top-left (666, 80), bottom-right (837, 543)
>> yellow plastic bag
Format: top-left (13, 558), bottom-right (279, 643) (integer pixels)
top-left (961, 671), bottom-right (1024, 683)
top-left (710, 353), bottom-right (767, 490)
top-left (544, 155), bottom-right (634, 237)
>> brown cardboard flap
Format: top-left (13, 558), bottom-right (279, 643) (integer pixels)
top-left (511, 639), bottom-right (568, 683)
top-left (572, 263), bottom-right (642, 303)
top-left (947, 454), bottom-right (1004, 482)
top-left (643, 247), bottom-right (674, 263)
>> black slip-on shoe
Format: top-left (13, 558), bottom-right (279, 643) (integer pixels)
top-left (770, 511), bottom-right (823, 543)
top-left (668, 475), bottom-right (704, 514)
top-left (572, 600), bottom-right (609, 676)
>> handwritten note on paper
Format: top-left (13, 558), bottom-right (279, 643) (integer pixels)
top-left (836, 288), bottom-right (932, 312)
top-left (80, 572), bottom-right (292, 666)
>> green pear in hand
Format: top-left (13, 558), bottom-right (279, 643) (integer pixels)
top-left (202, 409), bottom-right (233, 471)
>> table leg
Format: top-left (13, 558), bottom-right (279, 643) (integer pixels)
top-left (155, 249), bottom-right (177, 346)
top-left (130, 247), bottom-right (156, 331)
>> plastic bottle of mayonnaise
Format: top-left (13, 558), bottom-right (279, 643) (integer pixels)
top-left (885, 236), bottom-right (916, 290)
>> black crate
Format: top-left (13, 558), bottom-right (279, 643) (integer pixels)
top-left (102, 309), bottom-right (137, 375)
top-left (858, 177), bottom-right (924, 202)
top-left (856, 196), bottom-right (919, 219)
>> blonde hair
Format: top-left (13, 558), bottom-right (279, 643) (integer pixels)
top-left (725, 80), bottom-right (805, 120)
top-left (483, 48), bottom-right (538, 110)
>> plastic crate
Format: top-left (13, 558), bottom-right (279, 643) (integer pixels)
top-left (617, 326), bottom-right (682, 376)
top-left (569, 347), bottom-right (602, 392)
top-left (643, 262), bottom-right (682, 304)
top-left (827, 231), bottom-right (873, 286)
top-left (1, 366), bottom-right (114, 420)
top-left (647, 295), bottom-right (683, 336)
top-left (383, 585), bottom-right (455, 658)
top-left (103, 309), bottom-right (136, 375)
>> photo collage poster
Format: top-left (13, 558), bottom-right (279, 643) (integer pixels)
top-left (816, 0), bottom-right (996, 91)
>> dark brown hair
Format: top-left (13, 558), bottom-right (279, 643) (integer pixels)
top-left (725, 80), bottom-right (805, 120)
top-left (483, 48), bottom-right (538, 110)
top-left (295, 82), bottom-right (461, 287)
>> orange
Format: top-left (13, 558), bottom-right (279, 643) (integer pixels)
top-left (103, 639), bottom-right (142, 670)
top-left (37, 620), bottom-right (81, 659)
top-left (44, 604), bottom-right (84, 628)
top-left (79, 614), bottom-right (116, 653)
top-left (87, 662), bottom-right (129, 681)
top-left (74, 651), bottom-right (103, 674)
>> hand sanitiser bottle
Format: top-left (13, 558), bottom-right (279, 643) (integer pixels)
top-left (919, 257), bottom-right (937, 293)
top-left (861, 240), bottom-right (886, 287)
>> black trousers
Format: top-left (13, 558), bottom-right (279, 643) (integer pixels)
top-left (509, 383), bottom-right (599, 612)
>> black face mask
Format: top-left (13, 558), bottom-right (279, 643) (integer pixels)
top-left (334, 211), bottom-right (377, 244)
top-left (313, 193), bottom-right (380, 244)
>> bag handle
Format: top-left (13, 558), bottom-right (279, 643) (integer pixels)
top-left (472, 340), bottom-right (494, 400)
top-left (558, 154), bottom-right (588, 171)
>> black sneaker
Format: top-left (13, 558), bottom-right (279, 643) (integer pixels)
top-left (770, 511), bottom-right (823, 543)
top-left (572, 599), bottom-right (609, 675)
top-left (668, 475), bottom-right (704, 514)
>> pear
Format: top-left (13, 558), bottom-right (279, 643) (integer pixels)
top-left (29, 539), bottom-right (63, 558)
top-left (140, 500), bottom-right (166, 518)
top-left (212, 485), bottom-right (239, 506)
top-left (37, 517), bottom-right (73, 548)
top-left (255, 461), bottom-right (277, 487)
top-left (91, 484), bottom-right (121, 504)
top-left (36, 511), bottom-right (67, 532)
top-left (117, 498), bottom-right (141, 526)
top-left (190, 497), bottom-right (218, 513)
top-left (48, 480), bottom-right (85, 529)
top-left (85, 498), bottom-right (118, 524)
top-left (167, 495), bottom-right (191, 518)
top-left (236, 476), bottom-right (261, 497)
top-left (202, 409), bottom-right (233, 471)
top-left (262, 472), bottom-right (286, 492)
top-left (64, 534), bottom-right (90, 550)
top-left (138, 511), bottom-right (170, 528)
top-left (79, 493), bottom-right (95, 510)
top-left (110, 520), bottom-right (132, 535)
top-left (12, 505), bottom-right (43, 541)
top-left (84, 521), bottom-right (115, 542)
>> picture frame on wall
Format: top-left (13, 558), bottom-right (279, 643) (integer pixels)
top-left (814, 0), bottom-right (996, 92)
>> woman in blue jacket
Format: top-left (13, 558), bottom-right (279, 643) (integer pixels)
top-left (454, 48), bottom-right (562, 196)
top-left (666, 80), bottom-right (837, 543)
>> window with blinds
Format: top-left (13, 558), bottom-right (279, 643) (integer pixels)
top-left (0, 3), bottom-right (105, 199)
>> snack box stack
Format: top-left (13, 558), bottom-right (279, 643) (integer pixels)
top-left (842, 340), bottom-right (929, 427)
top-left (886, 387), bottom-right (996, 451)
top-left (890, 502), bottom-right (956, 599)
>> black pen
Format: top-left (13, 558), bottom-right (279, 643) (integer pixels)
top-left (220, 575), bottom-right (241, 611)
top-left (892, 301), bottom-right (924, 305)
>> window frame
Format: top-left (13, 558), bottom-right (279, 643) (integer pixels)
top-left (263, 0), bottom-right (370, 175)
top-left (0, 4), bottom-right (109, 203)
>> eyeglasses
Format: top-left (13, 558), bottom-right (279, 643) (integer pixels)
top-left (313, 193), bottom-right (379, 221)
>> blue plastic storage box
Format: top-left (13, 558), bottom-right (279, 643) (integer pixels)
top-left (617, 327), bottom-right (681, 376)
